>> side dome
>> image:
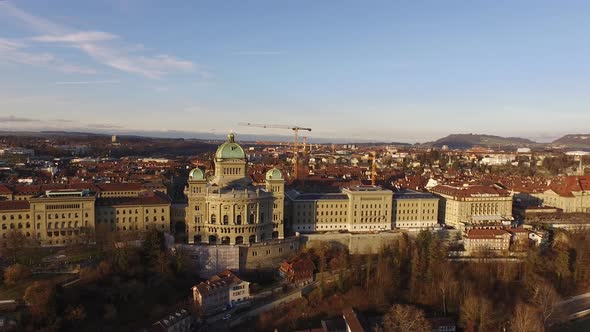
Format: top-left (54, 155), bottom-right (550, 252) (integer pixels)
top-left (215, 132), bottom-right (246, 160)
top-left (189, 168), bottom-right (205, 180)
top-left (266, 168), bottom-right (283, 181)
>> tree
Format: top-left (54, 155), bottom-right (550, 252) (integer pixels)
top-left (103, 303), bottom-right (117, 321)
top-left (531, 281), bottom-right (560, 327)
top-left (460, 293), bottom-right (494, 332)
top-left (23, 281), bottom-right (55, 321)
top-left (382, 304), bottom-right (430, 332)
top-left (510, 302), bottom-right (543, 332)
top-left (3, 263), bottom-right (31, 286)
top-left (65, 305), bottom-right (87, 323)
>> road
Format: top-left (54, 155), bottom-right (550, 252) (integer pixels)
top-left (199, 282), bottom-right (316, 331)
top-left (553, 292), bottom-right (590, 323)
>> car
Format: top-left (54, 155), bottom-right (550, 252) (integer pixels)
top-left (222, 314), bottom-right (231, 320)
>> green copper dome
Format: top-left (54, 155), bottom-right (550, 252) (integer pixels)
top-left (189, 168), bottom-right (206, 180)
top-left (215, 132), bottom-right (246, 160)
top-left (266, 168), bottom-right (283, 181)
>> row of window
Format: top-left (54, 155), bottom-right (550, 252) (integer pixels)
top-left (0, 214), bottom-right (30, 221)
top-left (97, 208), bottom-right (166, 215)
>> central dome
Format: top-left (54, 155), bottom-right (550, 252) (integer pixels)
top-left (215, 132), bottom-right (246, 160)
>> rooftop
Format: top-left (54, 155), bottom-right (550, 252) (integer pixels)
top-left (0, 200), bottom-right (30, 211)
top-left (394, 189), bottom-right (438, 200)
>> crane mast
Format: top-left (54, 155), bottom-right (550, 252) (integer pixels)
top-left (237, 122), bottom-right (312, 179)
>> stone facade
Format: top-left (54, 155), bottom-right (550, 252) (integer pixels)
top-left (430, 184), bottom-right (513, 231)
top-left (185, 133), bottom-right (285, 245)
top-left (393, 189), bottom-right (439, 230)
top-left (0, 190), bottom-right (96, 246)
top-left (285, 185), bottom-right (393, 233)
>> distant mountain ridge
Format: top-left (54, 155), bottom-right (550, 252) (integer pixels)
top-left (426, 134), bottom-right (538, 149)
top-left (552, 134), bottom-right (590, 148)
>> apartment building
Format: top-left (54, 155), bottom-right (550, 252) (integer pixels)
top-left (192, 270), bottom-right (250, 315)
top-left (464, 228), bottom-right (512, 254)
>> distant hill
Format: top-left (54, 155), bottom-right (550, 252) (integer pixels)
top-left (552, 134), bottom-right (590, 149)
top-left (426, 134), bottom-right (538, 149)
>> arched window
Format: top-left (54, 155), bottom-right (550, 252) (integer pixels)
top-left (211, 214), bottom-right (216, 224)
top-left (249, 214), bottom-right (255, 224)
top-left (236, 215), bottom-right (242, 225)
top-left (223, 215), bottom-right (229, 225)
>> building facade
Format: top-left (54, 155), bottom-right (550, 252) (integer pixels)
top-left (0, 190), bottom-right (96, 247)
top-left (95, 192), bottom-right (171, 243)
top-left (464, 228), bottom-right (512, 254)
top-left (430, 184), bottom-right (513, 231)
top-left (393, 189), bottom-right (439, 230)
top-left (185, 133), bottom-right (285, 245)
top-left (286, 186), bottom-right (393, 233)
top-left (192, 270), bottom-right (250, 315)
top-left (531, 176), bottom-right (590, 213)
top-left (0, 184), bottom-right (170, 247)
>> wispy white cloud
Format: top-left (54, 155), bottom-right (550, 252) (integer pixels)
top-left (0, 115), bottom-right (39, 123)
top-left (0, 37), bottom-right (97, 74)
top-left (55, 80), bottom-right (119, 85)
top-left (32, 31), bottom-right (118, 43)
top-left (1, 2), bottom-right (199, 79)
top-left (234, 51), bottom-right (283, 55)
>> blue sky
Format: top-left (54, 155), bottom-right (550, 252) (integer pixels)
top-left (1, 0), bottom-right (590, 142)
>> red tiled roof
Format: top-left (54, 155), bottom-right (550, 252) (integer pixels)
top-left (0, 184), bottom-right (12, 195)
top-left (194, 270), bottom-right (243, 296)
top-left (467, 228), bottom-right (511, 239)
top-left (0, 200), bottom-right (30, 211)
top-left (342, 308), bottom-right (364, 332)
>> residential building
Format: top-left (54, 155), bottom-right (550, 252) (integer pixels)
top-left (428, 317), bottom-right (457, 332)
top-left (192, 270), bottom-right (250, 315)
top-left (464, 228), bottom-right (512, 253)
top-left (393, 189), bottom-right (439, 230)
top-left (430, 183), bottom-right (513, 231)
top-left (279, 256), bottom-right (315, 285)
top-left (286, 186), bottom-right (393, 233)
top-left (150, 309), bottom-right (192, 332)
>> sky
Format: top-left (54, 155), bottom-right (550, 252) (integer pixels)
top-left (1, 0), bottom-right (590, 143)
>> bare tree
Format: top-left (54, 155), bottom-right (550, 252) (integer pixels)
top-left (510, 302), bottom-right (543, 332)
top-left (532, 280), bottom-right (560, 327)
top-left (382, 304), bottom-right (430, 332)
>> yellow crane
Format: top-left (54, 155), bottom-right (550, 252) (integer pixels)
top-left (237, 122), bottom-right (312, 178)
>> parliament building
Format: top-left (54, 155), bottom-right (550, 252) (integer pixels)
top-left (185, 133), bottom-right (285, 245)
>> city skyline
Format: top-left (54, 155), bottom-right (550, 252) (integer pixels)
top-left (2, 0), bottom-right (590, 142)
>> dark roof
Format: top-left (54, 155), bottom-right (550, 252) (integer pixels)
top-left (96, 183), bottom-right (143, 192)
top-left (295, 193), bottom-right (348, 201)
top-left (0, 200), bottom-right (30, 211)
top-left (96, 191), bottom-right (171, 206)
top-left (430, 184), bottom-right (511, 198)
top-left (394, 189), bottom-right (438, 200)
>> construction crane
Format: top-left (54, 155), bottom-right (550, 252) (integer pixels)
top-left (371, 151), bottom-right (377, 186)
top-left (237, 122), bottom-right (312, 179)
